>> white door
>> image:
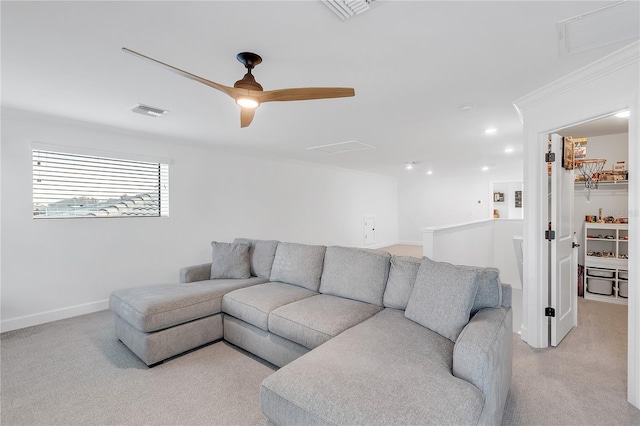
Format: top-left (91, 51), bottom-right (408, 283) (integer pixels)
top-left (364, 216), bottom-right (375, 245)
top-left (550, 134), bottom-right (578, 346)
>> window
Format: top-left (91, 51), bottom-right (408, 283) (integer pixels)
top-left (33, 149), bottom-right (169, 218)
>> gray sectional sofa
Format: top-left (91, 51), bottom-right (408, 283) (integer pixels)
top-left (110, 238), bottom-right (513, 425)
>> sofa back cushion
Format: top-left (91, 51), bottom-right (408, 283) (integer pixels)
top-left (319, 246), bottom-right (391, 306)
top-left (234, 238), bottom-right (279, 279)
top-left (383, 255), bottom-right (422, 309)
top-left (270, 242), bottom-right (326, 291)
top-left (405, 257), bottom-right (479, 342)
top-left (471, 267), bottom-right (502, 315)
top-left (210, 241), bottom-right (251, 279)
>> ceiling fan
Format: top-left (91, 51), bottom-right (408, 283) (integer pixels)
top-left (122, 48), bottom-right (355, 128)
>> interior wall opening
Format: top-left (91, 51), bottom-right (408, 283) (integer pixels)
top-left (545, 110), bottom-right (629, 362)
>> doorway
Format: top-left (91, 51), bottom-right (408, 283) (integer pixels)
top-left (513, 40), bottom-right (638, 408)
top-left (547, 114), bottom-right (629, 347)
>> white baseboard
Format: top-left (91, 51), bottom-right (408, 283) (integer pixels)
top-left (1, 299), bottom-right (109, 333)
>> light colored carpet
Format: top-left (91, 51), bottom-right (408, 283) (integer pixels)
top-left (0, 311), bottom-right (274, 425)
top-left (1, 299), bottom-right (639, 425)
top-left (379, 244), bottom-right (422, 258)
top-left (503, 297), bottom-right (639, 425)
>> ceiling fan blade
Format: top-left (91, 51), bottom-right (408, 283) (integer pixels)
top-left (256, 87), bottom-right (355, 103)
top-left (122, 47), bottom-right (240, 99)
top-left (240, 107), bottom-right (256, 128)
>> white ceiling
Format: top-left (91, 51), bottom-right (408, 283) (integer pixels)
top-left (2, 1), bottom-right (637, 178)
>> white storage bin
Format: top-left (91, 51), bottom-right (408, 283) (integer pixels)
top-left (587, 278), bottom-right (613, 296)
top-left (587, 268), bottom-right (614, 278)
top-left (619, 281), bottom-right (628, 298)
top-left (618, 270), bottom-right (628, 280)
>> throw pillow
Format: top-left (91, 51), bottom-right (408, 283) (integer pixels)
top-left (405, 257), bottom-right (479, 342)
top-left (383, 255), bottom-right (422, 309)
top-left (210, 241), bottom-right (251, 279)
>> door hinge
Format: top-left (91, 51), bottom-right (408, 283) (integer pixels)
top-left (545, 230), bottom-right (556, 240)
top-left (545, 307), bottom-right (556, 317)
top-left (545, 152), bottom-right (555, 163)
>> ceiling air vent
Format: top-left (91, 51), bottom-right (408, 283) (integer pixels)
top-left (131, 104), bottom-right (168, 117)
top-left (308, 140), bottom-right (376, 154)
top-left (321, 0), bottom-right (376, 21)
top-left (557, 0), bottom-right (639, 57)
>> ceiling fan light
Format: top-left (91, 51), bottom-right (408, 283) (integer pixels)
top-left (236, 97), bottom-right (259, 109)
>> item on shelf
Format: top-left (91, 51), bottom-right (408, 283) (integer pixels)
top-left (585, 215), bottom-right (597, 223)
top-left (613, 161), bottom-right (626, 174)
top-left (586, 251), bottom-right (615, 258)
top-left (619, 281), bottom-right (628, 298)
top-left (493, 209), bottom-right (500, 219)
top-left (587, 278), bottom-right (613, 296)
top-left (587, 268), bottom-right (614, 278)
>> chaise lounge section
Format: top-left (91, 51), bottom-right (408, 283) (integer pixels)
top-left (110, 238), bottom-right (513, 425)
top-left (109, 238), bottom-right (278, 365)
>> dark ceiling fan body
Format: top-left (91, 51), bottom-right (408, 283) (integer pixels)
top-left (122, 48), bottom-right (355, 127)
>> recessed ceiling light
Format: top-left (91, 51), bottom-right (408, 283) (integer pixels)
top-left (484, 128), bottom-right (497, 134)
top-left (504, 147), bottom-right (514, 153)
top-left (426, 170), bottom-right (433, 175)
top-left (481, 166), bottom-right (489, 171)
top-left (405, 164), bottom-right (413, 170)
top-left (615, 110), bottom-right (630, 118)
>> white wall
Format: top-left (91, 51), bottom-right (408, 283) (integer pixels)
top-left (398, 169), bottom-right (523, 243)
top-left (0, 109), bottom-right (398, 331)
top-left (422, 219), bottom-right (523, 289)
top-left (422, 220), bottom-right (495, 267)
top-left (491, 182), bottom-right (524, 220)
top-left (575, 132), bottom-right (629, 174)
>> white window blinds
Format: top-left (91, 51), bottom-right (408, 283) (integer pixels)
top-left (33, 149), bottom-right (169, 218)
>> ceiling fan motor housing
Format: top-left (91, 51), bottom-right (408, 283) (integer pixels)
top-left (234, 72), bottom-right (263, 91)
top-left (234, 52), bottom-right (264, 91)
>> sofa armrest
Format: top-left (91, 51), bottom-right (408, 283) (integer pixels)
top-left (179, 263), bottom-right (212, 283)
top-left (453, 307), bottom-right (512, 426)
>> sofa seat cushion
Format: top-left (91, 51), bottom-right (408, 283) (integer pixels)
top-left (268, 294), bottom-right (383, 350)
top-left (260, 308), bottom-right (484, 425)
top-left (222, 282), bottom-right (317, 331)
top-left (109, 277), bottom-right (267, 333)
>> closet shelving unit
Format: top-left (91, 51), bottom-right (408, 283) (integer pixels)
top-left (583, 222), bottom-right (629, 305)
